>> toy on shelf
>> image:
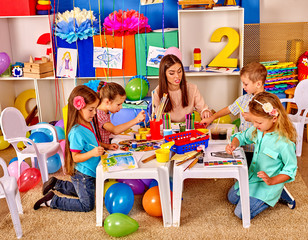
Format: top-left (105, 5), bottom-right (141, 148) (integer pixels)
top-left (189, 48), bottom-right (203, 71)
top-left (23, 56), bottom-right (54, 78)
top-left (12, 62), bottom-right (24, 77)
top-left (224, 0), bottom-right (236, 6)
top-left (36, 0), bottom-right (52, 15)
top-left (179, 0), bottom-right (217, 9)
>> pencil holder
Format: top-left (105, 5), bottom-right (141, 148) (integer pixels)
top-left (150, 119), bottom-right (163, 140)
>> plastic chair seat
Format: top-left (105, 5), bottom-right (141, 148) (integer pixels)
top-left (96, 151), bottom-right (172, 228)
top-left (0, 158), bottom-right (23, 239)
top-left (172, 144), bottom-right (250, 228)
top-left (21, 142), bottom-right (60, 155)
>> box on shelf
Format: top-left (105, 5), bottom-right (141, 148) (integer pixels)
top-left (94, 34), bottom-right (136, 77)
top-left (135, 30), bottom-right (178, 76)
top-left (23, 59), bottom-right (54, 78)
top-left (0, 0), bottom-right (36, 16)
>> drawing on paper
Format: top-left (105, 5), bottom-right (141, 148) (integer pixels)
top-left (93, 47), bottom-right (123, 69)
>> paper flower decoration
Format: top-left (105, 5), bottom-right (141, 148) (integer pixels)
top-left (73, 96), bottom-right (86, 110)
top-left (83, 80), bottom-right (101, 92)
top-left (103, 9), bottom-right (152, 36)
top-left (55, 7), bottom-right (99, 44)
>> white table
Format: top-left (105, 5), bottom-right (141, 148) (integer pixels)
top-left (96, 149), bottom-right (173, 227)
top-left (172, 144), bottom-right (250, 228)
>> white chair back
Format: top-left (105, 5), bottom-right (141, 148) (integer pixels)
top-left (293, 79), bottom-right (308, 114)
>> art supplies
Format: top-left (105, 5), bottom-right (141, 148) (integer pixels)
top-left (185, 113), bottom-right (195, 130)
top-left (162, 113), bottom-right (171, 129)
top-left (236, 101), bottom-right (244, 113)
top-left (175, 151), bottom-right (202, 166)
top-left (141, 154), bottom-right (156, 163)
top-left (101, 152), bottom-right (138, 172)
top-left (155, 93), bottom-right (168, 122)
top-left (118, 139), bottom-right (164, 152)
top-left (183, 158), bottom-right (198, 171)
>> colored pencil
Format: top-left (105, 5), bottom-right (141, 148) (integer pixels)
top-left (236, 101), bottom-right (244, 113)
top-left (142, 154), bottom-right (156, 163)
top-left (184, 158), bottom-right (198, 171)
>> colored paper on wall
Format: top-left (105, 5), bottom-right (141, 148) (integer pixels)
top-left (93, 47), bottom-right (123, 69)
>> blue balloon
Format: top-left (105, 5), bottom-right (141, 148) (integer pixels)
top-left (9, 157), bottom-right (18, 165)
top-left (111, 108), bottom-right (150, 126)
top-left (55, 126), bottom-right (65, 140)
top-left (105, 183), bottom-right (134, 215)
top-left (29, 132), bottom-right (51, 143)
top-left (149, 180), bottom-right (158, 189)
top-left (47, 154), bottom-right (62, 174)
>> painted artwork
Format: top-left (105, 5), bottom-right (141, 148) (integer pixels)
top-left (56, 48), bottom-right (78, 78)
top-left (146, 46), bottom-right (166, 68)
top-left (141, 0), bottom-right (163, 5)
top-left (93, 47), bottom-right (123, 69)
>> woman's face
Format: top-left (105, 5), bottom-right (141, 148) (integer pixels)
top-left (166, 63), bottom-right (183, 88)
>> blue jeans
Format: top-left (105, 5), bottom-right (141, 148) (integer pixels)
top-left (50, 171), bottom-right (95, 212)
top-left (228, 184), bottom-right (270, 219)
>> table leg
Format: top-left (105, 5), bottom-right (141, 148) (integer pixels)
top-left (238, 167), bottom-right (250, 228)
top-left (96, 166), bottom-right (104, 226)
top-left (158, 167), bottom-right (172, 227)
top-left (172, 167), bottom-right (184, 227)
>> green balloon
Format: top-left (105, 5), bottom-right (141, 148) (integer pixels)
top-left (104, 213), bottom-right (139, 237)
top-left (125, 77), bottom-right (149, 101)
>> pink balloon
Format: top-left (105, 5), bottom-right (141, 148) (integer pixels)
top-left (59, 140), bottom-right (65, 158)
top-left (8, 161), bottom-right (30, 181)
top-left (0, 52), bottom-right (10, 75)
top-left (17, 168), bottom-right (41, 192)
top-left (164, 47), bottom-right (182, 61)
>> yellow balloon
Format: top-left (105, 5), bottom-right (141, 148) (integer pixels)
top-left (104, 180), bottom-right (118, 196)
top-left (0, 136), bottom-right (10, 150)
top-left (213, 115), bottom-right (232, 124)
top-left (17, 131), bottom-right (30, 149)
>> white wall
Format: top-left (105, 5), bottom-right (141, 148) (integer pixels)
top-left (260, 0), bottom-right (308, 23)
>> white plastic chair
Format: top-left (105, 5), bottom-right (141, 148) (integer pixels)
top-left (0, 157), bottom-right (23, 239)
top-left (280, 79), bottom-right (308, 156)
top-left (0, 107), bottom-right (65, 183)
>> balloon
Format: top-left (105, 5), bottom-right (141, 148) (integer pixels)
top-left (59, 140), bottom-right (66, 159)
top-left (104, 213), bottom-right (139, 237)
top-left (164, 47), bottom-right (182, 61)
top-left (149, 179), bottom-right (158, 189)
top-left (117, 179), bottom-right (145, 195)
top-left (47, 154), bottom-right (62, 174)
top-left (8, 161), bottom-right (30, 181)
top-left (105, 183), bottom-right (134, 214)
top-left (29, 131), bottom-right (51, 143)
top-left (55, 119), bottom-right (64, 129)
top-left (125, 75), bottom-right (149, 101)
top-left (213, 115), bottom-right (232, 124)
top-left (55, 126), bottom-right (65, 140)
top-left (0, 52), bottom-right (10, 75)
top-left (104, 180), bottom-right (118, 197)
top-left (143, 186), bottom-right (163, 217)
top-left (17, 131), bottom-right (31, 149)
top-left (111, 108), bottom-right (150, 126)
top-left (141, 179), bottom-right (153, 187)
top-left (8, 157), bottom-right (18, 165)
top-left (0, 135), bottom-right (10, 150)
top-left (17, 168), bottom-right (41, 192)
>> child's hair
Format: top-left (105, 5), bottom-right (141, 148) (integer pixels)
top-left (65, 85), bottom-right (100, 176)
top-left (62, 51), bottom-right (71, 61)
top-left (240, 62), bottom-right (267, 84)
top-left (249, 92), bottom-right (297, 143)
top-left (158, 54), bottom-right (188, 112)
top-left (97, 81), bottom-right (126, 101)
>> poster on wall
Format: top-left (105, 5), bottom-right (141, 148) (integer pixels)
top-left (93, 47), bottom-right (123, 69)
top-left (141, 0), bottom-right (163, 5)
top-left (146, 46), bottom-right (166, 68)
top-left (56, 48), bottom-right (78, 78)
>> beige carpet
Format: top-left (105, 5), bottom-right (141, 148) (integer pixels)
top-left (1, 172), bottom-right (308, 240)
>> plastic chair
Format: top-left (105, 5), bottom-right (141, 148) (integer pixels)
top-left (172, 144), bottom-right (250, 228)
top-left (280, 80), bottom-right (308, 156)
top-left (0, 157), bottom-right (23, 239)
top-left (0, 107), bottom-right (65, 183)
top-left (96, 151), bottom-right (172, 227)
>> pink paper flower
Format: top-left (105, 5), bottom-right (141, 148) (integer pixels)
top-left (73, 96), bottom-right (86, 110)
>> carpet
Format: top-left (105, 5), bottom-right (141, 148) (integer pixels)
top-left (1, 172), bottom-right (308, 240)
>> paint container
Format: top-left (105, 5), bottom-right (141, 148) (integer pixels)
top-left (132, 142), bottom-right (137, 148)
top-left (135, 133), bottom-right (141, 140)
top-left (146, 134), bottom-right (152, 140)
top-left (163, 129), bottom-right (173, 137)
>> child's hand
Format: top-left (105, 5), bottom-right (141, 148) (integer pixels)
top-left (202, 109), bottom-right (212, 119)
top-left (257, 171), bottom-right (272, 185)
top-left (241, 112), bottom-right (251, 122)
top-left (108, 143), bottom-right (119, 151)
top-left (92, 146), bottom-right (105, 157)
top-left (225, 144), bottom-right (236, 155)
top-left (136, 110), bottom-right (146, 123)
top-left (200, 117), bottom-right (213, 128)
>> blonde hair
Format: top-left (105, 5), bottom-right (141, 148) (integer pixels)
top-left (249, 92), bottom-right (297, 143)
top-left (62, 51), bottom-right (72, 61)
top-left (240, 62), bottom-right (267, 84)
top-left (65, 85), bottom-right (100, 176)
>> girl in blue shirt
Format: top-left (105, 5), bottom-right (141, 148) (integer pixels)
top-left (226, 92), bottom-right (297, 220)
top-left (34, 85), bottom-right (105, 212)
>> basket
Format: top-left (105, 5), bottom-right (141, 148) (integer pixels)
top-left (164, 130), bottom-right (209, 154)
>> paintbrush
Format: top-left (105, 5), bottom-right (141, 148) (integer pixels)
top-left (183, 158), bottom-right (198, 171)
top-left (190, 132), bottom-right (209, 141)
top-left (141, 154), bottom-right (156, 163)
top-left (236, 101), bottom-right (244, 113)
top-left (176, 151), bottom-right (202, 166)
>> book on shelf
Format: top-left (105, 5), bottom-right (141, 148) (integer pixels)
top-left (101, 152), bottom-right (138, 172)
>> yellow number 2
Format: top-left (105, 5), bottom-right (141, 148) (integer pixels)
top-left (208, 27), bottom-right (240, 68)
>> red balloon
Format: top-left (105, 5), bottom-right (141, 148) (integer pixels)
top-left (17, 168), bottom-right (41, 192)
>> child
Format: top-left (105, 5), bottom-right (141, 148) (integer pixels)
top-left (96, 81), bottom-right (146, 145)
top-left (226, 92), bottom-right (297, 219)
top-left (153, 54), bottom-right (212, 123)
top-left (201, 62), bottom-right (267, 165)
top-left (34, 85), bottom-right (104, 212)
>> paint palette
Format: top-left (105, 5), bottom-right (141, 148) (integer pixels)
top-left (119, 139), bottom-right (164, 152)
top-left (204, 160), bottom-right (243, 166)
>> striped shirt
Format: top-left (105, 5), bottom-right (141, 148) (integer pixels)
top-left (97, 109), bottom-right (111, 144)
top-left (228, 93), bottom-right (254, 152)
